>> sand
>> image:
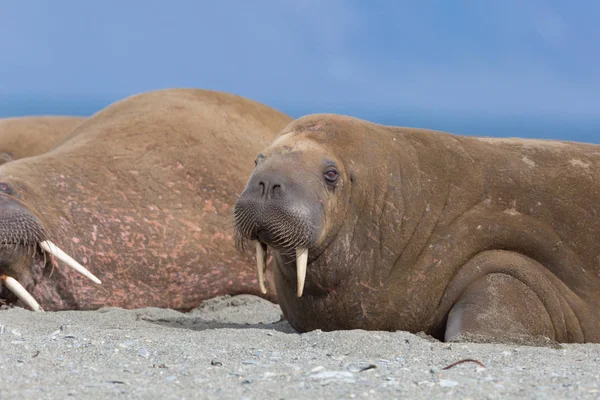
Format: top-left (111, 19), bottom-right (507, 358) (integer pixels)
top-left (2, 294), bottom-right (600, 399)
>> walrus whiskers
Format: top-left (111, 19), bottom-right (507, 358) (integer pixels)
top-left (39, 240), bottom-right (102, 284)
top-left (1, 274), bottom-right (44, 312)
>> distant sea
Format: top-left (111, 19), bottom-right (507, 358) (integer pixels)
top-left (2, 98), bottom-right (598, 144)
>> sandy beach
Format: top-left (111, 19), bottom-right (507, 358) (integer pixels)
top-left (2, 294), bottom-right (600, 399)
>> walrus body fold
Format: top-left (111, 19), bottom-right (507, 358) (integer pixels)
top-left (0, 88), bottom-right (291, 311)
top-left (234, 113), bottom-right (600, 344)
top-left (0, 116), bottom-right (86, 164)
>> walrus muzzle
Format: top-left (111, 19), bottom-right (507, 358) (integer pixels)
top-left (0, 193), bottom-right (101, 311)
top-left (233, 168), bottom-right (321, 297)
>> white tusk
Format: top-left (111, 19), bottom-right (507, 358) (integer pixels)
top-left (296, 247), bottom-right (308, 297)
top-left (255, 241), bottom-right (268, 294)
top-left (1, 275), bottom-right (44, 312)
top-left (39, 240), bottom-right (102, 285)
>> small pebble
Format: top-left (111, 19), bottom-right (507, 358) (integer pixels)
top-left (119, 340), bottom-right (137, 348)
top-left (310, 370), bottom-right (355, 382)
top-left (439, 379), bottom-right (459, 388)
top-left (49, 330), bottom-right (61, 338)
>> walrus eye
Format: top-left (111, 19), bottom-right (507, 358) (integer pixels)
top-left (0, 182), bottom-right (14, 195)
top-left (324, 169), bottom-right (339, 184)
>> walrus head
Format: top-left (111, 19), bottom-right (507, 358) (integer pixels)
top-left (0, 179), bottom-right (100, 311)
top-left (233, 115), bottom-right (374, 298)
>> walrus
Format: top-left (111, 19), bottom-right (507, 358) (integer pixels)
top-left (233, 113), bottom-right (600, 344)
top-left (0, 88), bottom-right (291, 312)
top-left (0, 116), bottom-right (86, 164)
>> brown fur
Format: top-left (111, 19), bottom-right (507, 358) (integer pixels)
top-left (0, 88), bottom-right (290, 311)
top-left (238, 113), bottom-right (600, 344)
top-left (0, 116), bottom-right (86, 164)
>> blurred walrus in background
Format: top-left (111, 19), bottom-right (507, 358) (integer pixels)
top-left (0, 88), bottom-right (291, 312)
top-left (234, 113), bottom-right (600, 344)
top-left (0, 116), bottom-right (86, 164)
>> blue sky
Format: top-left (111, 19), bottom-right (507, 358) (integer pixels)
top-left (1, 1), bottom-right (599, 142)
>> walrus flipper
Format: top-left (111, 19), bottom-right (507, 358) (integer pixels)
top-left (444, 272), bottom-right (554, 343)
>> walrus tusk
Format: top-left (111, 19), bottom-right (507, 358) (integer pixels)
top-left (255, 241), bottom-right (268, 294)
top-left (39, 240), bottom-right (102, 285)
top-left (1, 274), bottom-right (44, 312)
top-left (296, 247), bottom-right (308, 297)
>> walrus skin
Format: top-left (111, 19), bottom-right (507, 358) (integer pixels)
top-left (234, 113), bottom-right (600, 344)
top-left (0, 88), bottom-right (291, 311)
top-left (0, 116), bottom-right (86, 164)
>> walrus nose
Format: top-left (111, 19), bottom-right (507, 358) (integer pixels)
top-left (258, 178), bottom-right (285, 199)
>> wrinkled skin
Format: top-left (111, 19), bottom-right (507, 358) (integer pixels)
top-left (234, 114), bottom-right (600, 344)
top-left (0, 88), bottom-right (290, 311)
top-left (0, 116), bottom-right (86, 164)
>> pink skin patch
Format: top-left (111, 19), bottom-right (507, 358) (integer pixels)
top-left (24, 161), bottom-right (272, 311)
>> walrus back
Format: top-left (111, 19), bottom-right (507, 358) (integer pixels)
top-left (55, 89), bottom-right (290, 148)
top-left (0, 116), bottom-right (86, 163)
top-left (23, 88), bottom-right (292, 205)
top-left (393, 124), bottom-right (600, 293)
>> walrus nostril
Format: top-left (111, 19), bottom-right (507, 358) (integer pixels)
top-left (257, 179), bottom-right (285, 199)
top-left (265, 180), bottom-right (285, 198)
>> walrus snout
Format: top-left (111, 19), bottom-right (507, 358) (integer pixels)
top-left (234, 166), bottom-right (323, 297)
top-left (256, 172), bottom-right (287, 200)
top-left (234, 169), bottom-right (321, 250)
top-left (0, 191), bottom-right (101, 311)
top-left (0, 194), bottom-right (49, 246)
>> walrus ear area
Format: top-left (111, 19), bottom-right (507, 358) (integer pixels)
top-left (254, 153), bottom-right (265, 167)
